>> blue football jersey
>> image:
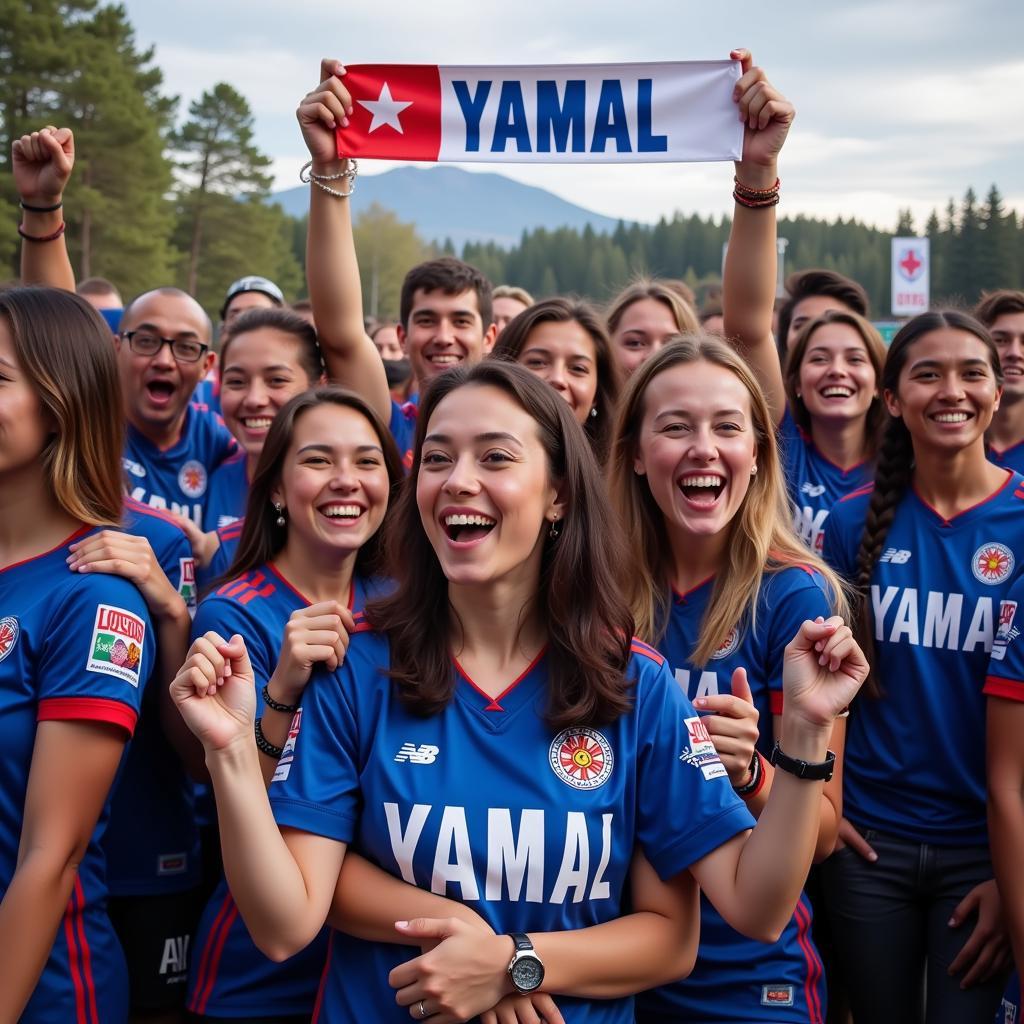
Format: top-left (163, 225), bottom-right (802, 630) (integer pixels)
top-left (269, 629), bottom-right (755, 1023)
top-left (390, 397), bottom-right (418, 471)
top-left (102, 499), bottom-right (201, 897)
top-left (187, 565), bottom-right (383, 1019)
top-left (197, 519), bottom-right (244, 592)
top-left (779, 410), bottom-right (874, 556)
top-left (988, 440), bottom-right (1024, 475)
top-left (123, 403), bottom-right (237, 527)
top-left (205, 451), bottom-right (248, 531)
top-left (825, 472), bottom-right (1024, 844)
top-left (637, 566), bottom-right (830, 1024)
top-left (192, 373), bottom-right (221, 414)
top-left (0, 527), bottom-right (155, 1022)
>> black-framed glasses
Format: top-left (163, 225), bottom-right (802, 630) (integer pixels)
top-left (122, 330), bottom-right (209, 363)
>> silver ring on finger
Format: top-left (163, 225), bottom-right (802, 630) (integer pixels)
top-left (418, 999), bottom-right (428, 1018)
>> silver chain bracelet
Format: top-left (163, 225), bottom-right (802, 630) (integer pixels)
top-left (300, 158), bottom-right (358, 198)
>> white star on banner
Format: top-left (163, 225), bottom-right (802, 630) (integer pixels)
top-left (357, 82), bottom-right (413, 134)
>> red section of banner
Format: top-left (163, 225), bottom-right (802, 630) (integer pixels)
top-left (334, 64), bottom-right (442, 161)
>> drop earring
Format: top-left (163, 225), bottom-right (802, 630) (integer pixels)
top-left (274, 502), bottom-right (286, 527)
top-left (549, 513), bottom-right (560, 539)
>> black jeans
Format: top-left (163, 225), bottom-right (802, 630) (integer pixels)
top-left (820, 828), bottom-right (1007, 1024)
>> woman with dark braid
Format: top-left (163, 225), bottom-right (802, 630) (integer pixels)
top-left (822, 311), bottom-right (1018, 1024)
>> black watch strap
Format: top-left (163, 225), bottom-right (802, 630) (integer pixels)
top-left (509, 932), bottom-right (533, 952)
top-left (769, 741), bottom-right (836, 781)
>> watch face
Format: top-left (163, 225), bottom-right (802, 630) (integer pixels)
top-left (511, 955), bottom-right (544, 992)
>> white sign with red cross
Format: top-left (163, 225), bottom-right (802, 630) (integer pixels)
top-left (891, 237), bottom-right (930, 317)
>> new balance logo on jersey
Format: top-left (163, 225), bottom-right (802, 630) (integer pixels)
top-left (880, 548), bottom-right (913, 564)
top-left (122, 457), bottom-right (146, 478)
top-left (800, 482), bottom-right (826, 497)
top-left (395, 743), bottom-right (440, 764)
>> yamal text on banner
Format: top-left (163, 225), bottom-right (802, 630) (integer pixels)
top-left (334, 61), bottom-right (743, 164)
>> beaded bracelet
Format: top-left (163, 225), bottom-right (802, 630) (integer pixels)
top-left (734, 749), bottom-right (768, 798)
top-left (733, 191), bottom-right (780, 209)
top-left (254, 717), bottom-right (284, 759)
top-left (261, 683), bottom-right (300, 715)
top-left (300, 158), bottom-right (358, 198)
top-left (17, 221), bottom-right (66, 242)
top-left (733, 175), bottom-right (780, 198)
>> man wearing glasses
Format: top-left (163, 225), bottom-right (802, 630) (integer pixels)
top-left (119, 288), bottom-right (237, 528)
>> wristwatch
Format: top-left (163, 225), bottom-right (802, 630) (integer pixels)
top-left (769, 741), bottom-right (836, 782)
top-left (507, 932), bottom-right (545, 993)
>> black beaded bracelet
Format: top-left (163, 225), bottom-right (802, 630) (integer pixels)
top-left (254, 717), bottom-right (284, 759)
top-left (261, 684), bottom-right (300, 715)
top-left (20, 199), bottom-right (63, 213)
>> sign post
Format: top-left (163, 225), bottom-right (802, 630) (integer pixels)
top-left (891, 237), bottom-right (929, 317)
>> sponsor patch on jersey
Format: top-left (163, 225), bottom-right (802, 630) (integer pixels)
top-left (761, 984), bottom-right (795, 1007)
top-left (679, 716), bottom-right (727, 780)
top-left (178, 556), bottom-right (197, 613)
top-left (157, 852), bottom-right (188, 876)
top-left (710, 626), bottom-right (739, 660)
top-left (178, 459), bottom-right (208, 499)
top-left (991, 600), bottom-right (1020, 662)
top-left (0, 615), bottom-right (19, 663)
top-left (272, 708), bottom-right (302, 783)
top-left (973, 543), bottom-right (1015, 585)
top-left (85, 604), bottom-right (146, 685)
top-left (549, 727), bottom-right (613, 790)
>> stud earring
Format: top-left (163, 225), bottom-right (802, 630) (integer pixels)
top-left (589, 406), bottom-right (598, 419)
top-left (750, 465), bottom-right (758, 476)
top-left (274, 502), bottom-right (286, 527)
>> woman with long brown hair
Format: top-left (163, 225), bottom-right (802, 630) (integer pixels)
top-left (171, 359), bottom-right (865, 1023)
top-left (492, 296), bottom-right (620, 463)
top-left (0, 287), bottom-right (155, 1021)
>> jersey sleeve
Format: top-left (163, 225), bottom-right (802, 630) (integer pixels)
top-left (984, 578), bottom-right (1024, 702)
top-left (191, 596), bottom-right (275, 688)
top-left (632, 650), bottom-right (755, 879)
top-left (268, 661), bottom-right (362, 844)
top-left (36, 575), bottom-right (155, 736)
top-left (764, 569), bottom-right (834, 715)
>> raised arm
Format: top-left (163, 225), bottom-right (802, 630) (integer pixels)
top-left (690, 617), bottom-right (867, 942)
top-left (721, 50), bottom-right (793, 423)
top-left (298, 59), bottom-right (392, 424)
top-left (12, 126), bottom-right (77, 291)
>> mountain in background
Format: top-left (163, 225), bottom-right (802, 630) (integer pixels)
top-left (271, 165), bottom-right (626, 249)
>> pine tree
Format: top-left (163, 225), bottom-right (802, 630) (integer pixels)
top-left (979, 185), bottom-right (1015, 291)
top-left (171, 83), bottom-right (273, 294)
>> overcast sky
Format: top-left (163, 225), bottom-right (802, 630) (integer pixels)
top-left (120, 0), bottom-right (1023, 232)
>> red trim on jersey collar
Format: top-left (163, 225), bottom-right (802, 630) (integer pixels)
top-left (38, 697), bottom-right (139, 737)
top-left (672, 573), bottom-right (716, 603)
top-left (454, 646), bottom-right (546, 712)
top-left (266, 563), bottom-right (355, 609)
top-left (798, 421), bottom-right (871, 478)
top-left (988, 437), bottom-right (1024, 459)
top-left (912, 468), bottom-right (1013, 526)
top-left (0, 524), bottom-right (91, 575)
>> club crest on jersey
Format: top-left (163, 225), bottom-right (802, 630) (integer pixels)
top-left (680, 716), bottom-right (728, 780)
top-left (991, 600), bottom-right (1019, 662)
top-left (548, 727), bottom-right (613, 790)
top-left (86, 604), bottom-right (146, 685)
top-left (973, 543), bottom-right (1014, 585)
top-left (177, 459), bottom-right (208, 499)
top-left (710, 626), bottom-right (739, 660)
top-left (0, 616), bottom-right (19, 663)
